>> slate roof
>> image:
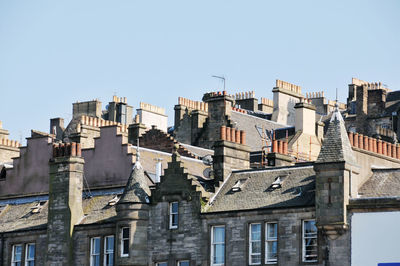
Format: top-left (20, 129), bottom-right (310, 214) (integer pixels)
top-left (0, 194), bottom-right (118, 233)
top-left (231, 111), bottom-right (289, 151)
top-left (206, 165), bottom-right (315, 213)
top-left (119, 161), bottom-right (151, 204)
top-left (316, 107), bottom-right (356, 164)
top-left (358, 168), bottom-right (400, 198)
top-left (386, 91), bottom-right (400, 103)
top-left (180, 143), bottom-right (214, 158)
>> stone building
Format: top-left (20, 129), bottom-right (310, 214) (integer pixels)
top-left (1, 78), bottom-right (400, 266)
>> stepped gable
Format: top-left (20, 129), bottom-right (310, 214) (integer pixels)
top-left (153, 146), bottom-right (210, 203)
top-left (316, 106), bottom-right (357, 164)
top-left (139, 127), bottom-right (198, 159)
top-left (119, 159), bottom-right (151, 204)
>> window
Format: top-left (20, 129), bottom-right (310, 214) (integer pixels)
top-left (169, 202), bottom-right (178, 229)
top-left (104, 236), bottom-right (114, 266)
top-left (249, 223), bottom-right (261, 265)
top-left (121, 227), bottom-right (130, 257)
top-left (12, 245), bottom-right (22, 266)
top-left (90, 237), bottom-right (101, 266)
top-left (25, 243), bottom-right (35, 266)
top-left (211, 225), bottom-right (225, 266)
top-left (156, 262), bottom-right (168, 266)
top-left (177, 261), bottom-right (189, 266)
top-left (265, 222), bottom-right (278, 264)
top-left (303, 220), bottom-right (318, 262)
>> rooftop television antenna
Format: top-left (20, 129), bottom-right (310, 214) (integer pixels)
top-left (212, 75), bottom-right (225, 91)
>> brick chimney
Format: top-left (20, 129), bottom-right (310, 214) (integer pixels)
top-left (213, 126), bottom-right (250, 183)
top-left (46, 142), bottom-right (84, 265)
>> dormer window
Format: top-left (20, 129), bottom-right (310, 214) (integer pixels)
top-left (231, 178), bottom-right (248, 192)
top-left (169, 202), bottom-right (179, 229)
top-left (268, 175), bottom-right (287, 190)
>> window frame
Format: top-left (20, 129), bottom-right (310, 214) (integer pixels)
top-left (302, 220), bottom-right (318, 263)
top-left (210, 225), bottom-right (225, 266)
top-left (121, 227), bottom-right (130, 257)
top-left (265, 222), bottom-right (278, 264)
top-left (90, 237), bottom-right (101, 266)
top-left (11, 244), bottom-right (23, 266)
top-left (25, 243), bottom-right (35, 266)
top-left (104, 235), bottom-right (115, 266)
top-left (169, 201), bottom-right (179, 229)
top-left (249, 223), bottom-right (262, 265)
top-left (156, 262), bottom-right (168, 266)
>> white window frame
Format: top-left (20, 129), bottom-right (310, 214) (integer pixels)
top-left (90, 237), bottom-right (101, 266)
top-left (169, 202), bottom-right (179, 229)
top-left (302, 220), bottom-right (318, 262)
top-left (210, 225), bottom-right (225, 266)
top-left (25, 243), bottom-right (35, 266)
top-left (249, 223), bottom-right (261, 265)
top-left (121, 227), bottom-right (130, 257)
top-left (104, 235), bottom-right (114, 266)
top-left (265, 222), bottom-right (278, 264)
top-left (12, 244), bottom-right (22, 266)
top-left (177, 260), bottom-right (190, 266)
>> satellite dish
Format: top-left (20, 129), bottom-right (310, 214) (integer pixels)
top-left (203, 168), bottom-right (213, 180)
top-left (202, 155), bottom-right (213, 166)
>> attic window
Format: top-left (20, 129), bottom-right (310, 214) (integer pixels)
top-left (269, 175), bottom-right (287, 190)
top-left (108, 195), bottom-right (120, 206)
top-left (31, 201), bottom-right (46, 214)
top-left (232, 178), bottom-right (248, 192)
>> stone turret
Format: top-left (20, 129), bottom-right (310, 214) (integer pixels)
top-left (314, 106), bottom-right (360, 238)
top-left (116, 145), bottom-right (150, 266)
top-left (46, 142), bottom-right (84, 265)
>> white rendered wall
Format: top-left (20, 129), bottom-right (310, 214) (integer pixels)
top-left (352, 211), bottom-right (400, 266)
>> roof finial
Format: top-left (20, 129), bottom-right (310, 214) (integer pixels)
top-left (136, 138), bottom-right (140, 162)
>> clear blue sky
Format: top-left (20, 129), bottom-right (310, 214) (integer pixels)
top-left (1, 0), bottom-right (399, 143)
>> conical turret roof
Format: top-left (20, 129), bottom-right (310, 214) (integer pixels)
top-left (119, 148), bottom-right (150, 204)
top-left (316, 106), bottom-right (357, 164)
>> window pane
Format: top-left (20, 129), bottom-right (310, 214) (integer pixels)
top-left (214, 244), bottom-right (225, 264)
top-left (303, 220), bottom-right (318, 262)
top-left (251, 241), bottom-right (261, 253)
top-left (172, 214), bottom-right (178, 226)
top-left (27, 244), bottom-right (35, 259)
top-left (156, 262), bottom-right (168, 266)
top-left (267, 241), bottom-right (278, 260)
top-left (106, 236), bottom-right (114, 251)
top-left (178, 261), bottom-right (189, 266)
top-left (171, 202), bottom-right (178, 213)
top-left (13, 245), bottom-right (22, 261)
top-left (251, 254), bottom-right (261, 264)
top-left (122, 227), bottom-right (130, 238)
top-left (267, 223), bottom-right (277, 239)
top-left (213, 227), bottom-right (225, 243)
top-left (123, 239), bottom-right (129, 255)
top-left (251, 224), bottom-right (261, 241)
